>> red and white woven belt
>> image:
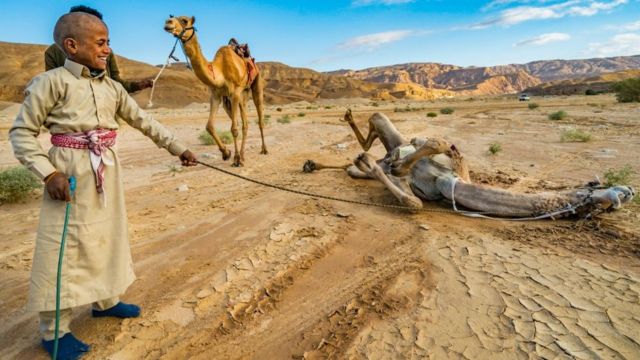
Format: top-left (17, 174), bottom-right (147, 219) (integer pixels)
top-left (51, 129), bottom-right (117, 194)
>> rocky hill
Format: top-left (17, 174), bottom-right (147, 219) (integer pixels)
top-left (1, 41), bottom-right (638, 107)
top-left (520, 56), bottom-right (640, 81)
top-left (523, 69), bottom-right (640, 96)
top-left (334, 55), bottom-right (640, 95)
top-left (0, 41), bottom-right (451, 108)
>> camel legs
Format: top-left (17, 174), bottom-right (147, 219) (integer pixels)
top-left (230, 92), bottom-right (243, 167)
top-left (239, 94), bottom-right (250, 165)
top-left (389, 138), bottom-right (471, 182)
top-left (251, 73), bottom-right (268, 155)
top-left (354, 153), bottom-right (422, 209)
top-left (206, 94), bottom-right (232, 161)
top-left (342, 110), bottom-right (406, 153)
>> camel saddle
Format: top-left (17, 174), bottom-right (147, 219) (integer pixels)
top-left (228, 38), bottom-right (259, 87)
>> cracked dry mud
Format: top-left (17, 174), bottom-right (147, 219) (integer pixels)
top-left (1, 95), bottom-right (639, 359)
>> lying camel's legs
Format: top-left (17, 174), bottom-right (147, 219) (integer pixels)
top-left (390, 138), bottom-right (471, 182)
top-left (354, 153), bottom-right (422, 208)
top-left (342, 110), bottom-right (406, 153)
top-left (302, 160), bottom-right (374, 179)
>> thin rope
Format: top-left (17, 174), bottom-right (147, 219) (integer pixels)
top-left (147, 38), bottom-right (180, 109)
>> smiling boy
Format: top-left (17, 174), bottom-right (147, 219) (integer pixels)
top-left (10, 11), bottom-right (197, 360)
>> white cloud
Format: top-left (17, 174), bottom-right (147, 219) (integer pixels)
top-left (336, 30), bottom-right (416, 50)
top-left (606, 19), bottom-right (640, 31)
top-left (588, 33), bottom-right (640, 56)
top-left (352, 0), bottom-right (414, 6)
top-left (472, 0), bottom-right (628, 28)
top-left (515, 32), bottom-right (571, 46)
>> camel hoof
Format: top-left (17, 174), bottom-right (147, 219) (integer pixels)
top-left (221, 149), bottom-right (231, 161)
top-left (390, 165), bottom-right (409, 177)
top-left (260, 148), bottom-right (268, 155)
top-left (303, 160), bottom-right (317, 173)
top-left (341, 109), bottom-right (353, 123)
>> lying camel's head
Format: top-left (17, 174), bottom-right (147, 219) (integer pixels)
top-left (164, 15), bottom-right (196, 41)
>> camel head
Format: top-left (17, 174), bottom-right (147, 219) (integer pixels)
top-left (164, 15), bottom-right (196, 41)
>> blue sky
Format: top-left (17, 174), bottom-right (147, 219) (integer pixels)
top-left (0, 0), bottom-right (638, 71)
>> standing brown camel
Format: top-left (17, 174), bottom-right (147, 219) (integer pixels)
top-left (164, 15), bottom-right (267, 166)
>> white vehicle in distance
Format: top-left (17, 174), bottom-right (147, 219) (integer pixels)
top-left (519, 93), bottom-right (530, 101)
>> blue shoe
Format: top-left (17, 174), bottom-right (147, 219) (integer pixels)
top-left (41, 333), bottom-right (90, 359)
top-left (92, 302), bottom-right (140, 318)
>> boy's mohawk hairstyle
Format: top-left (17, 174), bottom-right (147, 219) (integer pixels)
top-left (69, 5), bottom-right (103, 20)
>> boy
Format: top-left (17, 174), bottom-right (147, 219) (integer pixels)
top-left (9, 11), bottom-right (197, 360)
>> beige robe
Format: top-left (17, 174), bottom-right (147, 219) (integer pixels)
top-left (10, 59), bottom-right (187, 312)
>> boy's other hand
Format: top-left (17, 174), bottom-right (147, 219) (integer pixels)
top-left (179, 150), bottom-right (198, 166)
top-left (134, 78), bottom-right (154, 91)
top-left (46, 173), bottom-right (71, 202)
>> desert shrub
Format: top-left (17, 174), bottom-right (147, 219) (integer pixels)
top-left (167, 164), bottom-right (183, 176)
top-left (426, 112), bottom-right (438, 117)
top-left (219, 131), bottom-right (233, 144)
top-left (255, 114), bottom-right (271, 125)
top-left (198, 131), bottom-right (215, 145)
top-left (440, 107), bottom-right (454, 115)
top-left (585, 89), bottom-right (597, 96)
top-left (297, 112), bottom-right (306, 117)
top-left (560, 129), bottom-right (592, 142)
top-left (305, 106), bottom-right (317, 110)
top-left (0, 166), bottom-right (41, 204)
top-left (603, 165), bottom-right (634, 187)
top-left (276, 107), bottom-right (283, 112)
top-left (612, 78), bottom-right (640, 103)
top-left (488, 142), bottom-right (502, 155)
top-left (277, 114), bottom-right (291, 124)
top-left (548, 110), bottom-right (567, 120)
top-left (198, 130), bottom-right (232, 145)
top-left (370, 102), bottom-right (379, 107)
top-left (324, 105), bottom-right (333, 109)
top-left (528, 102), bottom-right (539, 110)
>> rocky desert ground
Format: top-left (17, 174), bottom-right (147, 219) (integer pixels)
top-left (1, 94), bottom-right (639, 359)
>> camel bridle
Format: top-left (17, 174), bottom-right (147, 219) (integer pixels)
top-left (168, 15), bottom-right (197, 43)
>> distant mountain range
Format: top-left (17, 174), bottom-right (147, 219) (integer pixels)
top-left (0, 41), bottom-right (638, 108)
top-left (329, 56), bottom-right (640, 95)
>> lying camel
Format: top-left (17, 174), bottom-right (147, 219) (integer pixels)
top-left (304, 110), bottom-right (636, 218)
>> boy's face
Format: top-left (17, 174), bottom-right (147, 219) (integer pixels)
top-left (65, 20), bottom-right (111, 71)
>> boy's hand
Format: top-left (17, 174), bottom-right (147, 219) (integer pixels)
top-left (134, 78), bottom-right (154, 91)
top-left (179, 150), bottom-right (198, 166)
top-left (46, 173), bottom-right (71, 202)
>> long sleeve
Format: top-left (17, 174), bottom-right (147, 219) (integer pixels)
top-left (108, 54), bottom-right (139, 93)
top-left (115, 84), bottom-right (187, 156)
top-left (9, 75), bottom-right (59, 180)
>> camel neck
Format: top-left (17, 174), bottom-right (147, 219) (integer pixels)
top-left (182, 34), bottom-right (222, 87)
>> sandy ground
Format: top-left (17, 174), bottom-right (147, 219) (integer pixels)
top-left (0, 94), bottom-right (639, 359)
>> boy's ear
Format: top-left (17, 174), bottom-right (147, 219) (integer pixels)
top-left (63, 38), bottom-right (79, 55)
top-left (191, 16), bottom-right (196, 24)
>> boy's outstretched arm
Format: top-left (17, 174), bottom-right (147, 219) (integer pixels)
top-left (115, 83), bottom-right (197, 165)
